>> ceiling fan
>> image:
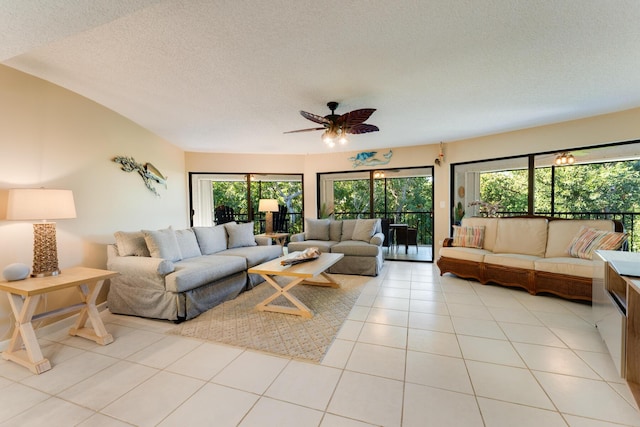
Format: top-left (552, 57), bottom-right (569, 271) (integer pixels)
top-left (284, 101), bottom-right (379, 147)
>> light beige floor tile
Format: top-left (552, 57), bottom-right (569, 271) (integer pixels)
top-left (550, 327), bottom-right (609, 353)
top-left (378, 287), bottom-right (411, 299)
top-left (575, 350), bottom-right (625, 383)
top-left (372, 296), bottom-right (410, 311)
top-left (477, 397), bottom-right (567, 427)
top-left (77, 413), bottom-right (135, 426)
top-left (409, 299), bottom-right (449, 315)
top-left (405, 350), bottom-right (472, 393)
top-left (126, 335), bottom-right (201, 368)
top-left (240, 396), bottom-right (323, 427)
top-left (514, 342), bottom-right (600, 379)
top-left (39, 340), bottom-right (86, 364)
top-left (320, 413), bottom-right (378, 426)
top-left (488, 306), bottom-right (543, 325)
top-left (346, 342), bottom-right (406, 380)
top-left (381, 279), bottom-right (412, 289)
top-left (366, 307), bottom-right (408, 327)
top-left (403, 382), bottom-right (483, 427)
top-left (447, 303), bottom-right (494, 320)
top-left (1, 396), bottom-right (94, 427)
top-left (90, 328), bottom-right (165, 359)
top-left (266, 360), bottom-right (342, 410)
top-left (212, 350), bottom-right (289, 394)
top-left (466, 360), bottom-right (554, 410)
top-left (499, 322), bottom-right (567, 347)
top-left (478, 294), bottom-right (524, 308)
top-left (407, 328), bottom-right (462, 357)
top-left (357, 322), bottom-right (407, 349)
top-left (165, 341), bottom-right (243, 380)
top-left (336, 320), bottom-right (364, 341)
top-left (347, 305), bottom-right (371, 322)
top-left (408, 312), bottom-right (454, 333)
top-left (58, 360), bottom-right (157, 410)
top-left (458, 335), bottom-right (525, 367)
top-left (0, 382), bottom-right (50, 422)
top-left (609, 381), bottom-right (640, 410)
top-left (534, 311), bottom-right (596, 331)
top-left (439, 278), bottom-right (477, 293)
top-left (384, 270), bottom-right (412, 281)
top-left (158, 383), bottom-right (258, 427)
top-left (355, 292), bottom-right (376, 307)
top-left (102, 370), bottom-right (205, 427)
top-left (452, 316), bottom-right (507, 340)
top-left (0, 359), bottom-right (36, 382)
top-left (563, 414), bottom-right (630, 427)
top-left (328, 371), bottom-right (403, 427)
top-left (321, 339), bottom-right (355, 369)
top-left (534, 370), bottom-right (640, 425)
top-left (410, 289), bottom-right (446, 302)
top-left (443, 292), bottom-right (484, 305)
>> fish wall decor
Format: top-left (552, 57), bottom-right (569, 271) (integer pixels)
top-left (113, 156), bottom-right (167, 196)
top-left (349, 150), bottom-right (393, 168)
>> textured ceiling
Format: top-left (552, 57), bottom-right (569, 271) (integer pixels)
top-left (3, 1), bottom-right (640, 154)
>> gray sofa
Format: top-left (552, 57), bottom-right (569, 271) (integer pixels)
top-left (288, 218), bottom-right (385, 276)
top-left (107, 222), bottom-right (282, 321)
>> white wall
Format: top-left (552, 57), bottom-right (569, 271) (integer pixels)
top-left (0, 65), bottom-right (189, 339)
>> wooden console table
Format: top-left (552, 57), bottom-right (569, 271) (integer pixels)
top-left (593, 250), bottom-right (640, 406)
top-left (0, 267), bottom-right (118, 374)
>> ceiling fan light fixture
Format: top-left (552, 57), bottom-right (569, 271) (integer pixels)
top-left (338, 129), bottom-right (348, 145)
top-left (555, 152), bottom-right (575, 166)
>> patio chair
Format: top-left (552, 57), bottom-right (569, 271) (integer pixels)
top-left (395, 226), bottom-right (418, 253)
top-left (214, 205), bottom-right (235, 224)
top-left (272, 205), bottom-right (290, 233)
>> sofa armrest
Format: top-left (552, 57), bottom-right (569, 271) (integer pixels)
top-left (290, 232), bottom-right (306, 242)
top-left (370, 232), bottom-right (385, 246)
top-left (443, 238), bottom-right (454, 247)
top-left (255, 236), bottom-right (272, 246)
top-left (107, 255), bottom-right (175, 276)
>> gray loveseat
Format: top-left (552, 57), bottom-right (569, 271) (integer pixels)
top-left (107, 222), bottom-right (282, 321)
top-left (288, 218), bottom-right (385, 276)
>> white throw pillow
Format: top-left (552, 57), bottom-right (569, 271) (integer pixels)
top-left (114, 231), bottom-right (150, 257)
top-left (175, 229), bottom-right (202, 259)
top-left (143, 227), bottom-right (182, 261)
top-left (193, 225), bottom-right (228, 254)
top-left (352, 218), bottom-right (380, 242)
top-left (225, 222), bottom-right (257, 248)
top-left (306, 218), bottom-right (330, 240)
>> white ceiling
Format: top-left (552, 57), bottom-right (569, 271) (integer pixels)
top-left (3, 1), bottom-right (640, 155)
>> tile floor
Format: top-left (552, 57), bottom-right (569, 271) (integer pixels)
top-left (1, 262), bottom-right (640, 426)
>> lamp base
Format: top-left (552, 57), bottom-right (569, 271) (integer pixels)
top-left (265, 212), bottom-right (274, 235)
top-left (31, 222), bottom-right (61, 277)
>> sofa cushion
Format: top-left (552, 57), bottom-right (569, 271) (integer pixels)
top-left (225, 222), bottom-right (257, 249)
top-left (535, 257), bottom-right (597, 279)
top-left (219, 245), bottom-right (282, 268)
top-left (452, 225), bottom-right (485, 249)
top-left (484, 253), bottom-right (539, 270)
top-left (306, 218), bottom-right (330, 240)
top-left (567, 226), bottom-right (627, 260)
top-left (352, 218), bottom-right (380, 242)
top-left (193, 225), bottom-right (228, 255)
top-left (288, 240), bottom-right (336, 253)
top-left (545, 219), bottom-right (615, 258)
top-left (175, 229), bottom-right (202, 259)
top-left (439, 246), bottom-right (490, 263)
top-left (329, 220), bottom-right (343, 242)
top-left (114, 231), bottom-right (150, 257)
top-left (166, 255), bottom-right (247, 293)
top-left (461, 217), bottom-right (499, 251)
top-left (341, 219), bottom-right (358, 241)
top-left (331, 240), bottom-right (381, 257)
top-left (493, 218), bottom-right (548, 257)
top-left (143, 227), bottom-right (182, 262)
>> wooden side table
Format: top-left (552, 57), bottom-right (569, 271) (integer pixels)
top-left (256, 232), bottom-right (290, 253)
top-left (0, 267), bottom-right (118, 374)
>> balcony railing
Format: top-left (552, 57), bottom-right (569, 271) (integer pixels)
top-left (334, 211), bottom-right (434, 245)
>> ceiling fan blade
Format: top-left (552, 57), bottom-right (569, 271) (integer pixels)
top-left (347, 123), bottom-right (379, 134)
top-left (338, 108), bottom-right (376, 127)
top-left (283, 127), bottom-right (326, 134)
top-left (300, 110), bottom-right (331, 125)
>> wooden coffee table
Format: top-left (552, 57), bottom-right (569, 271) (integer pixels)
top-left (248, 252), bottom-right (344, 318)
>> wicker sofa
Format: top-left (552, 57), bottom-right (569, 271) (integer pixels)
top-left (437, 216), bottom-right (626, 301)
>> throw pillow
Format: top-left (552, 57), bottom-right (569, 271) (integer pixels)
top-left (142, 227), bottom-right (182, 262)
top-left (329, 220), bottom-right (343, 242)
top-left (114, 231), bottom-right (150, 257)
top-left (306, 218), bottom-right (330, 240)
top-left (193, 225), bottom-right (228, 255)
top-left (175, 229), bottom-right (202, 259)
top-left (341, 219), bottom-right (357, 241)
top-left (225, 222), bottom-right (257, 248)
top-left (452, 225), bottom-right (485, 249)
top-left (352, 218), bottom-right (380, 242)
top-left (567, 226), bottom-right (628, 260)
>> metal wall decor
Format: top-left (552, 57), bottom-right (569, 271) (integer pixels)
top-left (113, 156), bottom-right (167, 196)
top-left (349, 150), bottom-right (393, 168)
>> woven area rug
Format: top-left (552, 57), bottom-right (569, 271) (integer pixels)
top-left (167, 274), bottom-right (370, 362)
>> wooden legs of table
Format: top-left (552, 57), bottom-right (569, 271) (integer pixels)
top-left (3, 294), bottom-right (51, 374)
top-left (2, 279), bottom-right (113, 374)
top-left (255, 273), bottom-right (340, 318)
top-left (69, 280), bottom-right (114, 345)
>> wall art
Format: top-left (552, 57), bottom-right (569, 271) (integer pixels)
top-left (113, 156), bottom-right (167, 196)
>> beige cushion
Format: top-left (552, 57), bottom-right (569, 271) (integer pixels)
top-left (352, 218), bottom-right (380, 242)
top-left (329, 220), bottom-right (343, 241)
top-left (114, 231), bottom-right (150, 257)
top-left (306, 218), bottom-right (330, 240)
top-left (225, 222), bottom-right (257, 249)
top-left (341, 219), bottom-right (358, 241)
top-left (143, 227), bottom-right (182, 261)
top-left (535, 257), bottom-right (597, 278)
top-left (439, 246), bottom-right (490, 263)
top-left (175, 229), bottom-right (202, 259)
top-left (461, 217), bottom-right (499, 251)
top-left (193, 225), bottom-right (228, 254)
top-left (484, 253), bottom-right (539, 269)
top-left (545, 219), bottom-right (615, 258)
top-left (493, 218), bottom-right (548, 257)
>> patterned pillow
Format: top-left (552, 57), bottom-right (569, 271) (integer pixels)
top-left (567, 226), bottom-right (628, 260)
top-left (452, 225), bottom-right (485, 249)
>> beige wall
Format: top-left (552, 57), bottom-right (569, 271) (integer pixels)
top-left (0, 65), bottom-right (188, 339)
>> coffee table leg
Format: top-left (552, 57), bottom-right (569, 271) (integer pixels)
top-left (256, 275), bottom-right (314, 318)
top-left (302, 272), bottom-right (340, 288)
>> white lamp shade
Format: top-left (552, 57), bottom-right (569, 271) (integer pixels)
top-left (258, 198), bottom-right (279, 212)
top-left (6, 188), bottom-right (77, 220)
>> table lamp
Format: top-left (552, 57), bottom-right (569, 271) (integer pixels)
top-left (6, 188), bottom-right (77, 277)
top-left (258, 198), bottom-right (279, 235)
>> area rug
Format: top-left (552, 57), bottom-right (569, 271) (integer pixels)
top-left (167, 274), bottom-right (370, 362)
